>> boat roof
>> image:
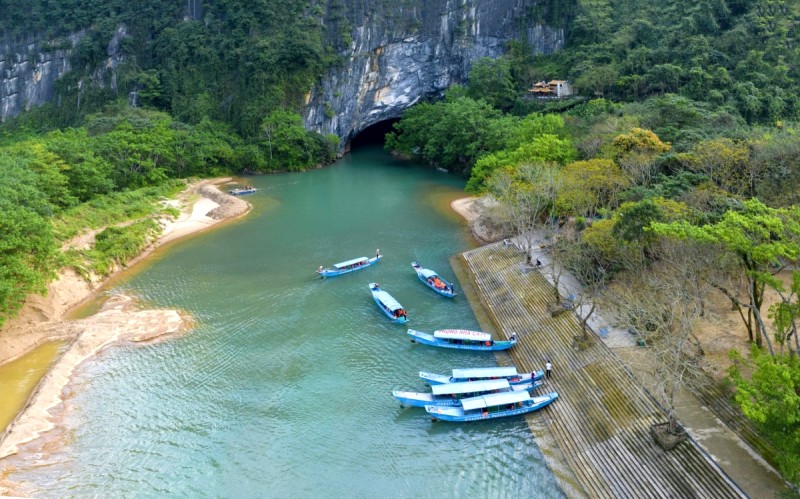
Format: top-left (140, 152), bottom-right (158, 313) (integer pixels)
top-left (452, 367), bottom-right (519, 379)
top-left (419, 268), bottom-right (437, 278)
top-left (460, 391), bottom-right (532, 411)
top-left (374, 290), bottom-right (403, 311)
top-left (434, 329), bottom-right (491, 341)
top-left (431, 379), bottom-right (510, 395)
top-left (334, 257), bottom-right (368, 268)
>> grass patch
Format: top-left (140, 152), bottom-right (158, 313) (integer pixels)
top-left (53, 180), bottom-right (185, 241)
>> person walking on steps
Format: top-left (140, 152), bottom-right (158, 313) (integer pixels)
top-left (545, 360), bottom-right (552, 379)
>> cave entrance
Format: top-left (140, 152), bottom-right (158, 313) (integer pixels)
top-left (348, 119), bottom-right (400, 150)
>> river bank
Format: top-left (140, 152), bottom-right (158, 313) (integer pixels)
top-left (0, 178), bottom-right (251, 466)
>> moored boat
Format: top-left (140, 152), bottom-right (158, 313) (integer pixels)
top-left (411, 261), bottom-right (456, 298)
top-left (317, 253), bottom-right (382, 278)
top-left (407, 328), bottom-right (517, 351)
top-left (426, 391), bottom-right (559, 422)
top-left (370, 283), bottom-right (408, 324)
top-left (393, 379), bottom-right (542, 408)
top-left (229, 186), bottom-right (258, 195)
top-left (419, 366), bottom-right (545, 386)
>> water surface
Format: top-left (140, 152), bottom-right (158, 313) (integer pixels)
top-left (9, 146), bottom-right (563, 498)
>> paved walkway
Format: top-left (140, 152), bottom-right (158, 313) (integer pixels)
top-left (458, 241), bottom-right (785, 498)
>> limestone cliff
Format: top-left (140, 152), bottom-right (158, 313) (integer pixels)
top-left (305, 0), bottom-right (563, 146)
top-left (0, 28), bottom-right (127, 121)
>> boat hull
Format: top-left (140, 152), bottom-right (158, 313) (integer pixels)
top-left (407, 329), bottom-right (515, 351)
top-left (426, 393), bottom-right (558, 422)
top-left (420, 370), bottom-right (544, 386)
top-left (229, 188), bottom-right (257, 195)
top-left (411, 262), bottom-right (456, 298)
top-left (393, 382), bottom-right (540, 408)
top-left (370, 284), bottom-right (408, 324)
top-left (318, 255), bottom-right (382, 278)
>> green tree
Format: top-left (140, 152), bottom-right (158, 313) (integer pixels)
top-left (652, 199), bottom-right (800, 352)
top-left (729, 347), bottom-right (800, 484)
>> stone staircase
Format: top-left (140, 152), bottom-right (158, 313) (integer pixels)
top-left (460, 243), bottom-right (745, 498)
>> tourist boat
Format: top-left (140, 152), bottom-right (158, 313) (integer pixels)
top-left (426, 391), bottom-right (559, 422)
top-left (411, 261), bottom-right (456, 298)
top-left (419, 366), bottom-right (544, 386)
top-left (370, 283), bottom-right (408, 323)
top-left (407, 328), bottom-right (517, 351)
top-left (317, 254), bottom-right (382, 278)
top-left (392, 378), bottom-right (541, 408)
top-left (228, 186), bottom-right (258, 195)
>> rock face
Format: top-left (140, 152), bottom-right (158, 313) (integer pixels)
top-left (0, 35), bottom-right (78, 120)
top-left (305, 0), bottom-right (564, 146)
top-left (0, 27), bottom-right (128, 122)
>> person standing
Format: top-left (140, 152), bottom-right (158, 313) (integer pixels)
top-left (545, 360), bottom-right (553, 379)
top-left (376, 248), bottom-right (381, 258)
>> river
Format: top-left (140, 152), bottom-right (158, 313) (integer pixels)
top-left (7, 146), bottom-right (564, 498)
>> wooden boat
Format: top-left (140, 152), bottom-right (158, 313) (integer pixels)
top-left (370, 283), bottom-right (408, 324)
top-left (393, 379), bottom-right (542, 408)
top-left (426, 391), bottom-right (559, 422)
top-left (407, 328), bottom-right (517, 351)
top-left (419, 366), bottom-right (545, 386)
top-left (317, 254), bottom-right (382, 278)
top-left (411, 261), bottom-right (456, 298)
top-left (228, 186), bottom-right (258, 195)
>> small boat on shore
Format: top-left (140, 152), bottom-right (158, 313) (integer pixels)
top-left (228, 186), bottom-right (258, 195)
top-left (407, 329), bottom-right (517, 351)
top-left (426, 391), bottom-right (558, 422)
top-left (370, 283), bottom-right (408, 323)
top-left (393, 379), bottom-right (541, 408)
top-left (317, 253), bottom-right (382, 278)
top-left (411, 261), bottom-right (456, 298)
top-left (419, 366), bottom-right (544, 386)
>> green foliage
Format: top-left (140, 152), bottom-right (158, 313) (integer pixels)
top-left (86, 219), bottom-right (161, 276)
top-left (466, 58), bottom-right (517, 111)
top-left (385, 94), bottom-right (517, 173)
top-left (543, 0), bottom-right (800, 124)
top-left (729, 347), bottom-right (800, 485)
top-left (0, 159), bottom-right (59, 327)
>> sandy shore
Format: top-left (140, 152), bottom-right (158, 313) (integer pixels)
top-left (450, 196), bottom-right (504, 243)
top-left (0, 178), bottom-right (251, 463)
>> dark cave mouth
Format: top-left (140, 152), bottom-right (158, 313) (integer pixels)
top-left (348, 119), bottom-right (400, 150)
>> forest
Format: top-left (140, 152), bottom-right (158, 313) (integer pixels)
top-left (0, 0), bottom-right (799, 486)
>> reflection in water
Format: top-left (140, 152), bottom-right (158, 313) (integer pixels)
top-left (7, 146), bottom-right (563, 498)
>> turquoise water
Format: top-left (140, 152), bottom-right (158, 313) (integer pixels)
top-left (10, 146), bottom-right (563, 498)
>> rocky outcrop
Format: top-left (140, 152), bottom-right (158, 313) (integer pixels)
top-left (0, 26), bottom-right (129, 122)
top-left (305, 0), bottom-right (564, 146)
top-left (0, 35), bottom-right (79, 120)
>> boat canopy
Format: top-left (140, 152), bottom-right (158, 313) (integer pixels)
top-left (419, 268), bottom-right (437, 279)
top-left (434, 329), bottom-right (491, 342)
top-left (334, 257), bottom-right (369, 269)
top-left (431, 379), bottom-right (510, 396)
top-left (452, 367), bottom-right (519, 379)
top-left (375, 291), bottom-right (403, 311)
top-left (460, 391), bottom-right (532, 411)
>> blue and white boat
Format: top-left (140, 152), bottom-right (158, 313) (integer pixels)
top-left (228, 186), bottom-right (258, 195)
top-left (419, 366), bottom-right (545, 386)
top-left (393, 378), bottom-right (542, 408)
top-left (407, 329), bottom-right (517, 351)
top-left (317, 254), bottom-right (382, 278)
top-left (426, 391), bottom-right (559, 422)
top-left (370, 283), bottom-right (408, 323)
top-left (411, 261), bottom-right (456, 298)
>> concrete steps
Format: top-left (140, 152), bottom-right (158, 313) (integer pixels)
top-left (460, 243), bottom-right (745, 498)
